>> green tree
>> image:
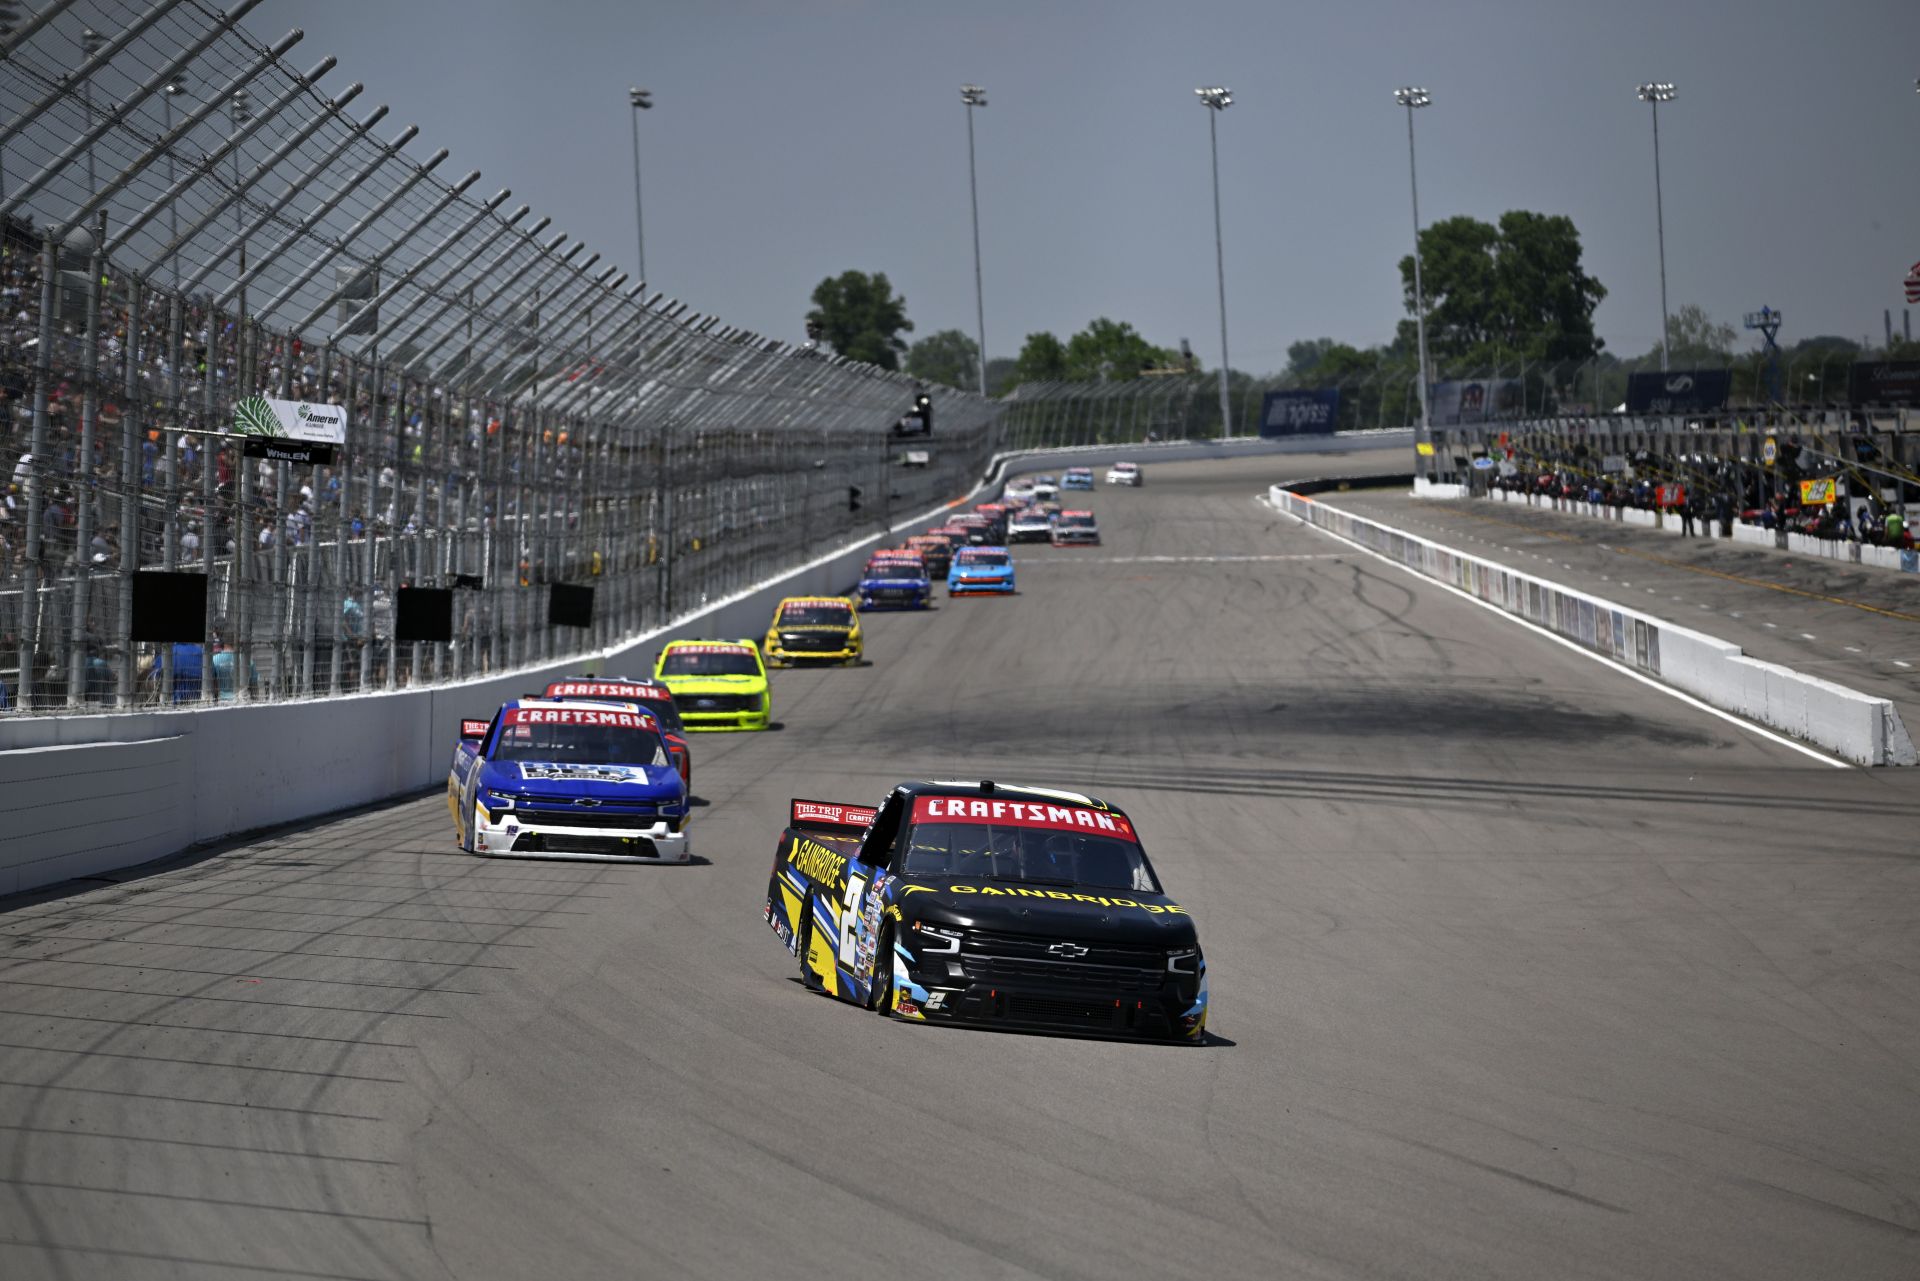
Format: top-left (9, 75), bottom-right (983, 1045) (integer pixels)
top-left (905, 329), bottom-right (980, 391)
top-left (1062, 317), bottom-right (1171, 382)
top-left (1284, 338), bottom-right (1339, 381)
top-left (1397, 211), bottom-right (1606, 373)
top-left (807, 270), bottom-right (913, 370)
top-left (1665, 303), bottom-right (1736, 365)
top-left (1010, 331), bottom-right (1068, 386)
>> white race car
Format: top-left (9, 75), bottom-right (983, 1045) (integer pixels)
top-left (1003, 478), bottom-right (1037, 504)
top-left (1006, 506), bottom-right (1056, 543)
top-left (1032, 475), bottom-right (1060, 502)
top-left (1106, 461), bottom-right (1143, 486)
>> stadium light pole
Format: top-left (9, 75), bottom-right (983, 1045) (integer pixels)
top-left (1637, 81), bottom-right (1676, 372)
top-left (81, 27), bottom-right (106, 197)
top-left (1196, 85), bottom-right (1233, 438)
top-left (230, 89), bottom-right (251, 312)
top-left (1394, 87), bottom-right (1433, 451)
top-left (0, 2), bottom-right (19, 200)
top-left (961, 84), bottom-right (988, 396)
top-left (162, 73), bottom-right (189, 291)
top-left (628, 87), bottom-right (652, 284)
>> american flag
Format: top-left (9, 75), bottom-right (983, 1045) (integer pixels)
top-left (1906, 260), bottom-right (1920, 305)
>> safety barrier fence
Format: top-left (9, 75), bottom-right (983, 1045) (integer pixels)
top-left (1269, 482), bottom-right (1916, 767)
top-left (0, 1), bottom-right (997, 716)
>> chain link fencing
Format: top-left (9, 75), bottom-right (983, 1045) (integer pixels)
top-left (0, 0), bottom-right (998, 714)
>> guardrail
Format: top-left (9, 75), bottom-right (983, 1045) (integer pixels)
top-left (0, 3), bottom-right (997, 716)
top-left (1269, 483), bottom-right (1917, 767)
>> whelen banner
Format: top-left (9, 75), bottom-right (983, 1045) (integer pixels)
top-left (1847, 360), bottom-right (1920, 406)
top-left (1429, 379), bottom-right (1523, 424)
top-left (1624, 369), bottom-right (1732, 414)
top-left (1259, 387), bottom-right (1340, 436)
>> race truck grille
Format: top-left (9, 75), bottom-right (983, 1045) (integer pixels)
top-left (510, 833), bottom-right (656, 857)
top-left (512, 808), bottom-right (656, 829)
top-left (955, 928), bottom-right (1165, 990)
top-left (959, 954), bottom-right (1164, 992)
top-left (674, 693), bottom-right (760, 713)
top-left (864, 589), bottom-right (920, 601)
top-left (779, 633), bottom-right (848, 653)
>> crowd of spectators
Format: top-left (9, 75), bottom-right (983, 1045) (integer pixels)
top-left (1492, 465), bottom-right (1916, 549)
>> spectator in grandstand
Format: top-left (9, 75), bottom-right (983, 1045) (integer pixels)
top-left (209, 624), bottom-right (257, 702)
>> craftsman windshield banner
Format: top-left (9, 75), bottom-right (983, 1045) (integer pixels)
top-left (1259, 388), bottom-right (1340, 436)
top-left (1624, 370), bottom-right (1731, 414)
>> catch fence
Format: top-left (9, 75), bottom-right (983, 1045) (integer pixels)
top-left (0, 0), bottom-right (997, 714)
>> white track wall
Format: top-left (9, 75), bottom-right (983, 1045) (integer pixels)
top-left (1272, 485), bottom-right (1917, 767)
top-left (0, 433), bottom-right (1411, 897)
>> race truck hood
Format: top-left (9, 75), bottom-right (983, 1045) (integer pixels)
top-left (479, 760), bottom-right (684, 802)
top-left (893, 878), bottom-right (1197, 947)
top-left (657, 674), bottom-right (763, 694)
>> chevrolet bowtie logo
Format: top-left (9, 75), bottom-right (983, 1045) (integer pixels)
top-left (574, 798), bottom-right (602, 807)
top-left (1047, 942), bottom-right (1089, 958)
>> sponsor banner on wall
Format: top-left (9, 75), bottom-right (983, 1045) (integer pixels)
top-left (232, 394), bottom-right (348, 445)
top-left (1624, 369), bottom-right (1732, 414)
top-left (1799, 477), bottom-right (1839, 505)
top-left (1429, 379), bottom-right (1523, 424)
top-left (1259, 387), bottom-right (1341, 436)
top-left (1847, 360), bottom-right (1920, 406)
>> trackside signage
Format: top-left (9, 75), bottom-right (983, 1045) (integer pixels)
top-left (233, 394), bottom-right (348, 445)
top-left (1624, 369), bottom-right (1732, 414)
top-left (910, 795), bottom-right (1137, 840)
top-left (503, 708), bottom-right (655, 729)
top-left (1259, 388), bottom-right (1340, 436)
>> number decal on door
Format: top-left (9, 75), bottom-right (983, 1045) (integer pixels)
top-left (837, 874), bottom-right (868, 969)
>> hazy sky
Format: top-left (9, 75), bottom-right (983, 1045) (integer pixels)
top-left (243, 0), bottom-right (1920, 375)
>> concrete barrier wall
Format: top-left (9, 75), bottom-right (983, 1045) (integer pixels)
top-left (990, 429), bottom-right (1412, 487)
top-left (1271, 484), bottom-right (1917, 767)
top-left (0, 479), bottom-right (983, 896)
top-left (0, 435), bottom-right (1424, 898)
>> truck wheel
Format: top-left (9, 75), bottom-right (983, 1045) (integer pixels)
top-left (795, 908), bottom-right (820, 992)
top-left (868, 924), bottom-right (897, 1015)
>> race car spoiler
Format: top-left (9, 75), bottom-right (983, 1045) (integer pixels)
top-left (789, 798), bottom-right (878, 833)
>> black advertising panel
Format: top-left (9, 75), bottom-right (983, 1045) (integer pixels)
top-left (1848, 360), bottom-right (1920, 406)
top-left (129, 572), bottom-right (208, 642)
top-left (1258, 388), bottom-right (1341, 436)
top-left (1625, 369), bottom-right (1732, 414)
top-left (548, 583), bottom-right (595, 629)
top-left (395, 587), bottom-right (454, 643)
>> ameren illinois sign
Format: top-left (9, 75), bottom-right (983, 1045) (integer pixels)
top-left (233, 394), bottom-right (349, 446)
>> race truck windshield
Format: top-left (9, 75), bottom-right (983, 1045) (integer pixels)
top-left (1059, 514), bottom-right (1095, 528)
top-left (958, 553), bottom-right (1010, 568)
top-left (492, 713), bottom-right (666, 766)
top-left (778, 604), bottom-right (852, 626)
top-left (867, 564), bottom-right (923, 581)
top-left (661, 649), bottom-right (760, 676)
top-left (901, 822), bottom-right (1161, 893)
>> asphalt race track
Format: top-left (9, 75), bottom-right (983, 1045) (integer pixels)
top-left (3, 453), bottom-right (1917, 1280)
